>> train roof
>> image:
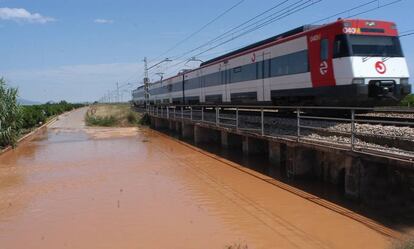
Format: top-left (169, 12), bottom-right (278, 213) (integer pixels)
top-left (200, 25), bottom-right (320, 67)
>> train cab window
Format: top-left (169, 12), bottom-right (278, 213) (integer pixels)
top-left (320, 38), bottom-right (329, 61)
top-left (334, 35), bottom-right (350, 58)
top-left (348, 35), bottom-right (403, 57)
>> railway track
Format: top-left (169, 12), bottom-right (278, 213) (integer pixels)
top-left (142, 105), bottom-right (414, 161)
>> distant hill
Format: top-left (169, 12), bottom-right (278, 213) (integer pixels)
top-left (18, 98), bottom-right (41, 106)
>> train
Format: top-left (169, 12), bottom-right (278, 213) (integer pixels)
top-left (132, 19), bottom-right (411, 107)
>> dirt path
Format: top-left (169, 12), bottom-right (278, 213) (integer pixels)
top-left (0, 108), bottom-right (392, 249)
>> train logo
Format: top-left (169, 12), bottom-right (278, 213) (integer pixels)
top-left (251, 53), bottom-right (256, 63)
top-left (320, 61), bottom-right (328, 75)
top-left (375, 61), bottom-right (387, 74)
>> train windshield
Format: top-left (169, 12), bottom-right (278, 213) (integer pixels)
top-left (349, 35), bottom-right (403, 57)
top-left (334, 35), bottom-right (403, 58)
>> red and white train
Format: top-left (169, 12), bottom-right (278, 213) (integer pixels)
top-left (133, 18), bottom-right (411, 106)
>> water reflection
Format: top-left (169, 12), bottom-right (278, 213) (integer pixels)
top-left (160, 128), bottom-right (414, 233)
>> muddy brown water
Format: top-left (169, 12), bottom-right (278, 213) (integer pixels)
top-left (0, 108), bottom-right (393, 248)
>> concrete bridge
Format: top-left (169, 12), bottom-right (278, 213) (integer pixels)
top-left (146, 105), bottom-right (414, 210)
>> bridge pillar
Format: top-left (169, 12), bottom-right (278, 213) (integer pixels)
top-left (242, 136), bottom-right (268, 155)
top-left (344, 157), bottom-right (362, 200)
top-left (181, 123), bottom-right (194, 139)
top-left (285, 146), bottom-right (315, 178)
top-left (168, 120), bottom-right (175, 131)
top-left (221, 131), bottom-right (242, 149)
top-left (194, 126), bottom-right (220, 144)
top-left (154, 118), bottom-right (169, 130)
top-left (175, 121), bottom-right (181, 133)
top-left (268, 141), bottom-right (281, 167)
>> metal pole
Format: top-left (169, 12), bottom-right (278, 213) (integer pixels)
top-left (261, 108), bottom-right (264, 136)
top-left (174, 107), bottom-right (176, 119)
top-left (216, 107), bottom-right (219, 126)
top-left (236, 107), bottom-right (239, 131)
top-left (190, 107), bottom-right (193, 121)
top-left (201, 107), bottom-right (204, 121)
top-left (297, 108), bottom-right (300, 141)
top-left (143, 57), bottom-right (149, 107)
top-left (351, 109), bottom-right (355, 151)
top-left (116, 82), bottom-right (120, 103)
top-left (181, 106), bottom-right (184, 120)
top-left (167, 106), bottom-right (169, 119)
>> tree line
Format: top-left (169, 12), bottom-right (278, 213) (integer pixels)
top-left (0, 78), bottom-right (84, 149)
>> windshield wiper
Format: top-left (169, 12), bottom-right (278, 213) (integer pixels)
top-left (362, 56), bottom-right (373, 62)
top-left (382, 57), bottom-right (391, 62)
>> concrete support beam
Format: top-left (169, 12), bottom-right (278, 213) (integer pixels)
top-left (221, 131), bottom-right (242, 149)
top-left (181, 123), bottom-right (194, 139)
top-left (175, 121), bottom-right (181, 133)
top-left (242, 136), bottom-right (268, 155)
top-left (168, 120), bottom-right (175, 131)
top-left (268, 142), bottom-right (281, 167)
top-left (221, 131), bottom-right (229, 148)
top-left (344, 157), bottom-right (362, 200)
top-left (285, 146), bottom-right (315, 178)
top-left (194, 126), bottom-right (219, 144)
top-left (194, 126), bottom-right (209, 144)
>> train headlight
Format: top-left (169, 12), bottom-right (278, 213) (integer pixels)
top-left (401, 78), bottom-right (409, 84)
top-left (352, 78), bottom-right (365, 84)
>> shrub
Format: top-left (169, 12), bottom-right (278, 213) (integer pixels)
top-left (139, 113), bottom-right (151, 125)
top-left (85, 114), bottom-right (117, 127)
top-left (0, 78), bottom-right (22, 148)
top-left (401, 94), bottom-right (414, 107)
top-left (127, 111), bottom-right (138, 124)
top-left (21, 102), bottom-right (84, 129)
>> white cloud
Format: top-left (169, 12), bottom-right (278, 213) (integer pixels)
top-left (94, 19), bottom-right (114, 24)
top-left (0, 7), bottom-right (55, 24)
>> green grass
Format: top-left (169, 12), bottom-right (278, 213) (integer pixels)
top-left (85, 115), bottom-right (117, 127)
top-left (401, 94), bottom-right (414, 107)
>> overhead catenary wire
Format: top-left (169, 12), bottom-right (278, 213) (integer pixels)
top-left (191, 0), bottom-right (321, 60)
top-left (346, 0), bottom-right (402, 18)
top-left (149, 0), bottom-right (246, 64)
top-left (310, 0), bottom-right (379, 24)
top-left (167, 0), bottom-right (318, 69)
top-left (400, 32), bottom-right (414, 37)
top-left (169, 0), bottom-right (294, 62)
top-left (155, 0), bottom-right (308, 78)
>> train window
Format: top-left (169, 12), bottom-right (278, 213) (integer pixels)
top-left (348, 35), bottom-right (403, 57)
top-left (333, 35), bottom-right (350, 58)
top-left (230, 64), bottom-right (256, 83)
top-left (270, 50), bottom-right (308, 77)
top-left (264, 59), bottom-right (271, 78)
top-left (233, 67), bottom-right (242, 73)
top-left (256, 61), bottom-right (263, 79)
top-left (320, 39), bottom-right (329, 61)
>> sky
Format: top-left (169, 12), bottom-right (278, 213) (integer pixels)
top-left (0, 0), bottom-right (413, 103)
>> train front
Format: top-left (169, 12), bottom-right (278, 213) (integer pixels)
top-left (333, 19), bottom-right (411, 105)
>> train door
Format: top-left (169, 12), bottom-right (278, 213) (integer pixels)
top-left (257, 52), bottom-right (271, 101)
top-left (221, 63), bottom-right (229, 102)
top-left (181, 74), bottom-right (185, 104)
top-left (308, 33), bottom-right (336, 87)
top-left (198, 69), bottom-right (204, 103)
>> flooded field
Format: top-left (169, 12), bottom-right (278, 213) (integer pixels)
top-left (0, 108), bottom-right (395, 248)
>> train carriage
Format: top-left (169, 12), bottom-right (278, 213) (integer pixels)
top-left (133, 18), bottom-right (411, 107)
